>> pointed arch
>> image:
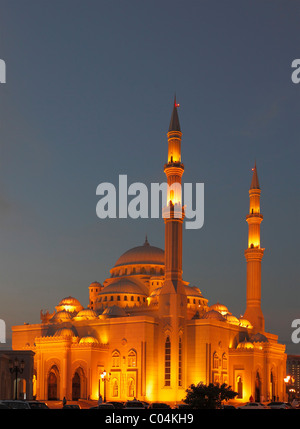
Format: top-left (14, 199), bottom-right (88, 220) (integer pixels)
top-left (112, 350), bottom-right (121, 368)
top-left (164, 336), bottom-right (171, 386)
top-left (47, 365), bottom-right (60, 400)
top-left (128, 349), bottom-right (137, 368)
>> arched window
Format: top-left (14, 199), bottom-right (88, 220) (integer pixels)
top-left (112, 378), bottom-right (119, 397)
top-left (128, 350), bottom-right (137, 367)
top-left (222, 353), bottom-right (228, 370)
top-left (213, 352), bottom-right (219, 369)
top-left (112, 350), bottom-right (120, 368)
top-left (178, 337), bottom-right (182, 387)
top-left (165, 336), bottom-right (171, 386)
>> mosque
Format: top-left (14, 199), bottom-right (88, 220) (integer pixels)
top-left (11, 100), bottom-right (287, 405)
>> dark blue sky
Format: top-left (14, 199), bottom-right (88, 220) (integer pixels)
top-left (0, 1), bottom-right (299, 353)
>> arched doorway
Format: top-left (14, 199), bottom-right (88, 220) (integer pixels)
top-left (255, 371), bottom-right (261, 402)
top-left (72, 372), bottom-right (81, 401)
top-left (270, 371), bottom-right (275, 401)
top-left (237, 376), bottom-right (243, 399)
top-left (72, 368), bottom-right (87, 400)
top-left (47, 366), bottom-right (59, 400)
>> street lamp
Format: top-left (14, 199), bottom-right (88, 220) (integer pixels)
top-left (9, 358), bottom-right (25, 400)
top-left (100, 370), bottom-right (111, 402)
top-left (284, 375), bottom-right (295, 402)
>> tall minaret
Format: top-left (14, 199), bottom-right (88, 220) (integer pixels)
top-left (243, 162), bottom-right (265, 332)
top-left (161, 97), bottom-right (186, 298)
top-left (158, 98), bottom-right (187, 401)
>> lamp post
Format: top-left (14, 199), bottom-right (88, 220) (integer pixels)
top-left (284, 375), bottom-right (295, 402)
top-left (100, 370), bottom-right (111, 403)
top-left (9, 358), bottom-right (25, 400)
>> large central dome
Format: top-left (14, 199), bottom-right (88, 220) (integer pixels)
top-left (113, 237), bottom-right (164, 268)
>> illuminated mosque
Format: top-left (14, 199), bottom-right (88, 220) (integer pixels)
top-left (12, 100), bottom-right (287, 405)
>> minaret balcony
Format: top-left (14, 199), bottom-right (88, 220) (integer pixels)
top-left (246, 213), bottom-right (263, 223)
top-left (164, 161), bottom-right (184, 170)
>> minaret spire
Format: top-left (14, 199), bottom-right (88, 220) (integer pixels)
top-left (244, 162), bottom-right (265, 332)
top-left (250, 161), bottom-right (260, 190)
top-left (169, 95), bottom-right (181, 132)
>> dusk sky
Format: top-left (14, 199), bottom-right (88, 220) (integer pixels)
top-left (0, 1), bottom-right (299, 354)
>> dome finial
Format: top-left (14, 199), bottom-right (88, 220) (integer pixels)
top-left (144, 234), bottom-right (149, 246)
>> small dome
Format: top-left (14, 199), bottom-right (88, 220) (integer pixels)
top-left (113, 239), bottom-right (164, 268)
top-left (237, 340), bottom-right (254, 350)
top-left (185, 286), bottom-right (203, 298)
top-left (54, 328), bottom-right (76, 338)
top-left (56, 296), bottom-right (83, 313)
top-left (79, 336), bottom-right (99, 344)
top-left (101, 305), bottom-right (128, 318)
top-left (99, 279), bottom-right (147, 296)
top-left (89, 281), bottom-right (102, 288)
top-left (209, 302), bottom-right (230, 316)
top-left (225, 314), bottom-right (240, 325)
top-left (239, 318), bottom-right (253, 329)
top-left (74, 308), bottom-right (98, 320)
top-left (250, 333), bottom-right (268, 343)
top-left (50, 310), bottom-right (73, 323)
top-left (202, 310), bottom-right (226, 321)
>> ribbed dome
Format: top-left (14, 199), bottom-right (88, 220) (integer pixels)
top-left (209, 302), bottom-right (230, 316)
top-left (239, 318), bottom-right (253, 329)
top-left (149, 285), bottom-right (203, 298)
top-left (54, 328), bottom-right (76, 338)
top-left (99, 279), bottom-right (147, 296)
top-left (185, 286), bottom-right (203, 297)
top-left (113, 238), bottom-right (164, 268)
top-left (250, 333), bottom-right (268, 343)
top-left (237, 340), bottom-right (254, 350)
top-left (79, 336), bottom-right (99, 344)
top-left (202, 310), bottom-right (226, 321)
top-left (225, 314), bottom-right (240, 325)
top-left (101, 305), bottom-right (128, 318)
top-left (56, 296), bottom-right (83, 313)
top-left (50, 310), bottom-right (73, 323)
top-left (74, 308), bottom-right (98, 320)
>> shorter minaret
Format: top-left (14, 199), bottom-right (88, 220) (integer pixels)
top-left (244, 162), bottom-right (265, 332)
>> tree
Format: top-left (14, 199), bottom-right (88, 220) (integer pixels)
top-left (183, 382), bottom-right (238, 409)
